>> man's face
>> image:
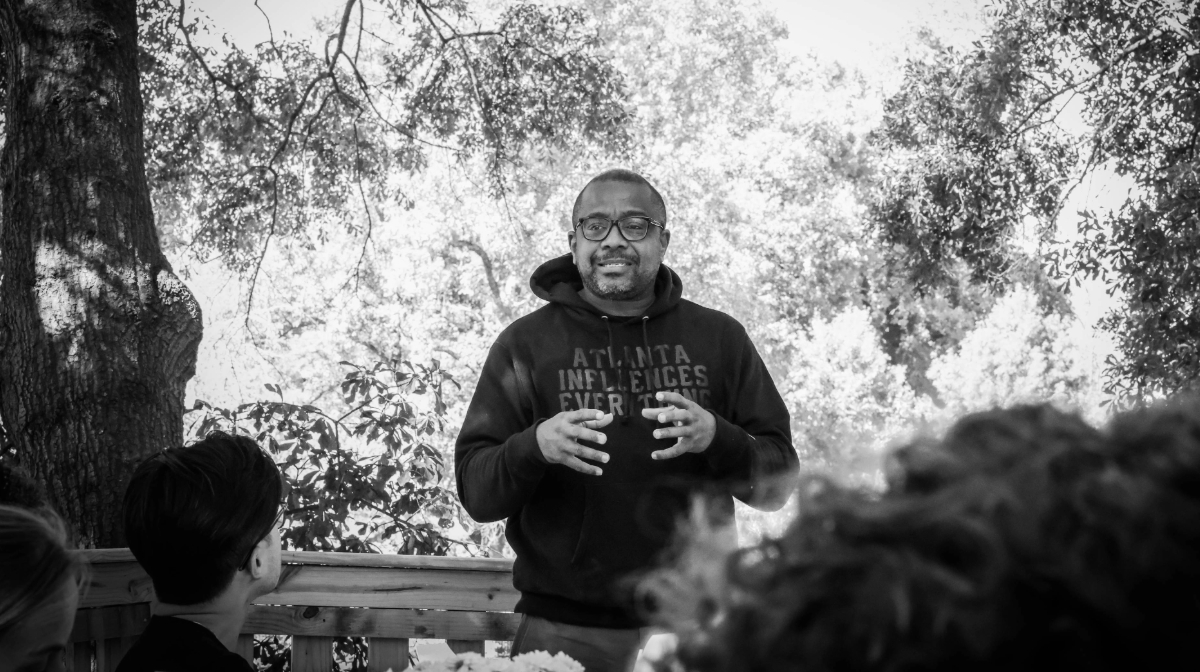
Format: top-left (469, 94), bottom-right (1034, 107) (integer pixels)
top-left (257, 522), bottom-right (283, 595)
top-left (570, 180), bottom-right (670, 303)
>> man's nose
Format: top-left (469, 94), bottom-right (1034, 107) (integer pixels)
top-left (600, 223), bottom-right (628, 248)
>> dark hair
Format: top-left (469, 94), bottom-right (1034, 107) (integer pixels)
top-left (572, 168), bottom-right (668, 225)
top-left (0, 459), bottom-right (48, 509)
top-left (0, 505), bottom-right (86, 640)
top-left (123, 432), bottom-right (282, 605)
top-left (645, 400), bottom-right (1200, 672)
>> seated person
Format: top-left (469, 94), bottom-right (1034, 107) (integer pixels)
top-left (116, 432), bottom-right (283, 672)
top-left (644, 400), bottom-right (1200, 672)
top-left (0, 504), bottom-right (85, 672)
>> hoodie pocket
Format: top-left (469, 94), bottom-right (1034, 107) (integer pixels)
top-left (570, 479), bottom-right (690, 576)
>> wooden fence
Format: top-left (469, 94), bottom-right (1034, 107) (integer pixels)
top-left (70, 549), bottom-right (519, 671)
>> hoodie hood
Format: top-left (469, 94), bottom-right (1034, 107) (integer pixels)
top-left (529, 254), bottom-right (683, 319)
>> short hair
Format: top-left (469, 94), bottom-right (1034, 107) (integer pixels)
top-left (571, 168), bottom-right (667, 225)
top-left (644, 400), bottom-right (1200, 672)
top-left (123, 432), bottom-right (282, 605)
top-left (0, 505), bottom-right (85, 640)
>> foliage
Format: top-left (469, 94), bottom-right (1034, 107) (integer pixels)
top-left (186, 359), bottom-right (473, 555)
top-left (187, 358), bottom-right (483, 668)
top-left (1053, 0), bottom-right (1200, 402)
top-left (158, 0), bottom-right (1127, 577)
top-left (877, 0), bottom-right (1200, 402)
top-left (137, 0), bottom-right (630, 281)
top-left (773, 308), bottom-right (929, 482)
top-left (927, 285), bottom-right (1104, 420)
top-left (872, 23), bottom-right (1077, 289)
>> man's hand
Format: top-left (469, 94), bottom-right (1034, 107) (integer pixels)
top-left (641, 391), bottom-right (716, 460)
top-left (536, 409), bottom-right (614, 475)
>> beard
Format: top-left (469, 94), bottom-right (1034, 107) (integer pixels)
top-left (579, 253), bottom-right (657, 302)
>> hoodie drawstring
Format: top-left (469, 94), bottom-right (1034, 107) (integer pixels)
top-left (601, 316), bottom-right (625, 424)
top-left (641, 316), bottom-right (653, 401)
top-left (600, 315), bottom-right (657, 422)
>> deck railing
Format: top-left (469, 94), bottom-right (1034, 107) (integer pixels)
top-left (70, 549), bottom-right (519, 671)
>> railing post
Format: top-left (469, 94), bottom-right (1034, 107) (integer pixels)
top-left (447, 639), bottom-right (485, 654)
top-left (292, 635), bottom-right (334, 672)
top-left (236, 634), bottom-right (255, 662)
top-left (66, 642), bottom-right (91, 672)
top-left (368, 637), bottom-right (410, 672)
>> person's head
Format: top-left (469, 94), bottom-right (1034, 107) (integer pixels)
top-left (569, 169), bottom-right (670, 305)
top-left (0, 506), bottom-right (85, 672)
top-left (645, 400), bottom-right (1200, 672)
top-left (123, 432), bottom-right (283, 607)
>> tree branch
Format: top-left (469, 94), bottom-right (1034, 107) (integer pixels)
top-left (448, 240), bottom-right (513, 320)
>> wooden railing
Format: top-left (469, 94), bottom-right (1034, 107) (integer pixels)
top-left (70, 549), bottom-right (519, 672)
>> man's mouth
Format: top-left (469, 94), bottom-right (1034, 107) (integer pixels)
top-left (597, 258), bottom-right (635, 268)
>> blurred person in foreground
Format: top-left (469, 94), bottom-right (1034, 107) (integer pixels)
top-left (642, 399), bottom-right (1200, 672)
top-left (0, 501), bottom-right (85, 672)
top-left (116, 432), bottom-right (283, 672)
top-left (456, 168), bottom-right (799, 672)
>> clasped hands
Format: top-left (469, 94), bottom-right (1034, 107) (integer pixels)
top-left (535, 391), bottom-right (716, 476)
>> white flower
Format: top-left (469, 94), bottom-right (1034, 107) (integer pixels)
top-left (411, 651), bottom-right (583, 672)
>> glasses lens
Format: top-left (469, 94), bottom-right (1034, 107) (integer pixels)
top-left (618, 216), bottom-right (652, 241)
top-left (579, 217), bottom-right (613, 241)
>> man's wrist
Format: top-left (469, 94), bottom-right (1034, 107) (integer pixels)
top-left (509, 423), bottom-right (551, 477)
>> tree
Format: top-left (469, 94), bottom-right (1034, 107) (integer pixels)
top-left (0, 0), bottom-right (203, 547)
top-left (0, 0), bottom-right (630, 547)
top-left (874, 0), bottom-right (1200, 403)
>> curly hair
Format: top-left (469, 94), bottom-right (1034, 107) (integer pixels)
top-left (643, 401), bottom-right (1200, 672)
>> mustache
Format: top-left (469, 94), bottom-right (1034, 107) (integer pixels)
top-left (592, 252), bottom-right (639, 264)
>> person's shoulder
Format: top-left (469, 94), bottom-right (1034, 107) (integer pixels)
top-left (115, 617), bottom-right (253, 672)
top-left (676, 299), bottom-right (748, 334)
top-left (495, 303), bottom-right (564, 343)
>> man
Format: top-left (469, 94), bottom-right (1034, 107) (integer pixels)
top-left (116, 432), bottom-right (283, 672)
top-left (456, 169), bottom-right (798, 671)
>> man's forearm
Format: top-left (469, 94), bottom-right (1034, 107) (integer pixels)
top-left (455, 423), bottom-right (547, 523)
top-left (703, 414), bottom-right (798, 510)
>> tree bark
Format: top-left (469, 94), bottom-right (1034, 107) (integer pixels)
top-left (0, 0), bottom-right (202, 547)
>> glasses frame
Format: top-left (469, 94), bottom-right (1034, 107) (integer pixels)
top-left (574, 215), bottom-right (666, 242)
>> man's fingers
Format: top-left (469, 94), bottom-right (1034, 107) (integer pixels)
top-left (566, 424), bottom-right (608, 445)
top-left (653, 391), bottom-right (695, 409)
top-left (562, 455), bottom-right (603, 476)
top-left (651, 443), bottom-right (690, 460)
top-left (654, 408), bottom-right (692, 425)
top-left (652, 424), bottom-right (689, 440)
top-left (566, 408), bottom-right (608, 424)
top-left (641, 405), bottom-right (671, 419)
top-left (570, 445), bottom-right (610, 464)
top-left (580, 413), bottom-right (615, 430)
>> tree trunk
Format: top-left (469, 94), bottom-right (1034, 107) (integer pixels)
top-left (0, 0), bottom-right (202, 547)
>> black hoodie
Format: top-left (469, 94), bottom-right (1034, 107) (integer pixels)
top-left (454, 255), bottom-right (797, 628)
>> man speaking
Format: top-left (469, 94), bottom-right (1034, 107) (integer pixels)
top-left (455, 169), bottom-right (798, 671)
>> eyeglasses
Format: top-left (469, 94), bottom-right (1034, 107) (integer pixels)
top-left (575, 215), bottom-right (665, 242)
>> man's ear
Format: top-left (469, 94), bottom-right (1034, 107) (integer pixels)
top-left (568, 231), bottom-right (577, 262)
top-left (247, 537), bottom-right (271, 580)
top-left (659, 228), bottom-right (670, 253)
